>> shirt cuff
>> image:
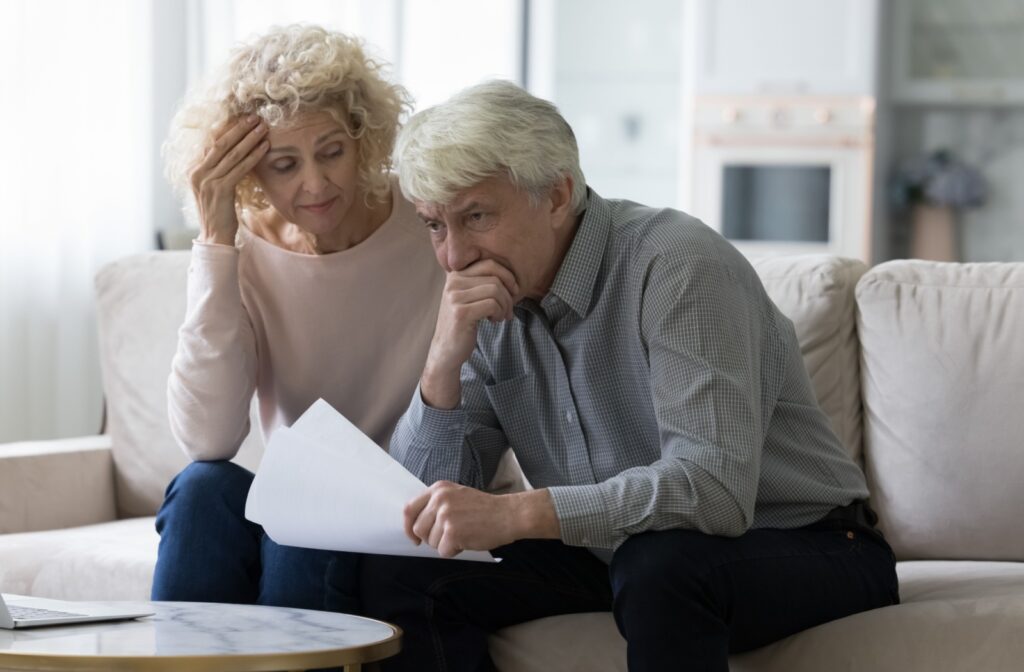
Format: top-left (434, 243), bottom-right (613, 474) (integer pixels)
top-left (547, 484), bottom-right (615, 549)
top-left (398, 385), bottom-right (469, 477)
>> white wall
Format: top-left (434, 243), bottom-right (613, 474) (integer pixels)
top-left (399, 0), bottom-right (522, 111)
top-left (541, 0), bottom-right (685, 209)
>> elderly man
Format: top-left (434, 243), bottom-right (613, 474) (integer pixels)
top-left (358, 81), bottom-right (898, 671)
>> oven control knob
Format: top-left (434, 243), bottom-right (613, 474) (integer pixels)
top-left (771, 108), bottom-right (788, 126)
top-left (814, 107), bottom-right (833, 124)
top-left (721, 106), bottom-right (740, 124)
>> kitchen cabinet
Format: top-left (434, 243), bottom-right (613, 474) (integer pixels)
top-left (692, 0), bottom-right (879, 96)
top-left (890, 0), bottom-right (1024, 105)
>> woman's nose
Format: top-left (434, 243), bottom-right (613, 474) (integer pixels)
top-left (301, 165), bottom-right (329, 194)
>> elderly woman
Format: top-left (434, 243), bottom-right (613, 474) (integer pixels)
top-left (151, 25), bottom-right (444, 613)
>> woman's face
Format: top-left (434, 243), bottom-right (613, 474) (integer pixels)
top-left (251, 111), bottom-right (362, 236)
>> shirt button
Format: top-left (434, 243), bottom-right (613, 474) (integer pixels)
top-left (565, 410), bottom-right (574, 423)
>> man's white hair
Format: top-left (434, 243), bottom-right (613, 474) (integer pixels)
top-left (395, 80), bottom-right (587, 214)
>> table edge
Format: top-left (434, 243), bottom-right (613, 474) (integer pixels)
top-left (0, 623), bottom-right (402, 671)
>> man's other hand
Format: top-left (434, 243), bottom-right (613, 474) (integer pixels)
top-left (403, 481), bottom-right (560, 558)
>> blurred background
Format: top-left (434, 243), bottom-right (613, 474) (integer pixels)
top-left (2, 0), bottom-right (1022, 442)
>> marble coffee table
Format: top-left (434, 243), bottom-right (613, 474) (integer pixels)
top-left (0, 601), bottom-right (401, 671)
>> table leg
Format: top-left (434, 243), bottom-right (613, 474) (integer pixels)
top-left (344, 665), bottom-right (362, 672)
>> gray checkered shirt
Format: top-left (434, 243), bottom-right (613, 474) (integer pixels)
top-left (390, 190), bottom-right (869, 554)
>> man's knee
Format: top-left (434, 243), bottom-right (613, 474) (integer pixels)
top-left (358, 554), bottom-right (432, 617)
top-left (611, 529), bottom-right (724, 589)
top-left (609, 530), bottom-right (730, 629)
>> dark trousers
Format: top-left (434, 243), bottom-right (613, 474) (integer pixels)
top-left (358, 515), bottom-right (899, 671)
top-left (151, 460), bottom-right (359, 613)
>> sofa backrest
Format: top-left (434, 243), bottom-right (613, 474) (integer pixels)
top-left (93, 251), bottom-right (867, 519)
top-left (94, 252), bottom-right (264, 518)
top-left (751, 255), bottom-right (868, 463)
top-left (857, 260), bottom-right (1024, 561)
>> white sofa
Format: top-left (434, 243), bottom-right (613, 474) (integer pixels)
top-left (2, 252), bottom-right (1023, 671)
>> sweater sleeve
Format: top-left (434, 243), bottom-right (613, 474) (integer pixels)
top-left (167, 242), bottom-right (259, 461)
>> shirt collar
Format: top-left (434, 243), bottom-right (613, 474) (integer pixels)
top-left (542, 189), bottom-right (612, 319)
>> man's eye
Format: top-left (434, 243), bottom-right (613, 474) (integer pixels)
top-left (425, 221), bottom-right (444, 233)
top-left (467, 212), bottom-right (493, 231)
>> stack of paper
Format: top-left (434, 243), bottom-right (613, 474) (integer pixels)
top-left (245, 399), bottom-right (497, 562)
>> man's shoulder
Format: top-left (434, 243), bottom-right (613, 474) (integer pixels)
top-left (602, 197), bottom-right (737, 270)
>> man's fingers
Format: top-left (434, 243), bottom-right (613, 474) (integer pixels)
top-left (455, 259), bottom-right (519, 297)
top-left (437, 533), bottom-right (462, 559)
top-left (411, 506), bottom-right (439, 548)
top-left (426, 516), bottom-right (446, 550)
top-left (451, 284), bottom-right (512, 321)
top-left (403, 491), bottom-right (432, 544)
top-left (450, 299), bottom-right (508, 328)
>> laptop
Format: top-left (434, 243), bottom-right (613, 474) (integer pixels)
top-left (0, 593), bottom-right (153, 629)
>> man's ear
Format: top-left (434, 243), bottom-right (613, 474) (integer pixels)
top-left (548, 174), bottom-right (575, 228)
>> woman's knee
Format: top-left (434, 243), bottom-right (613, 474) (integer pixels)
top-left (168, 460), bottom-right (252, 495)
top-left (158, 460), bottom-right (254, 524)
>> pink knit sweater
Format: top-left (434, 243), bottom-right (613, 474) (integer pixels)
top-left (168, 183), bottom-right (444, 460)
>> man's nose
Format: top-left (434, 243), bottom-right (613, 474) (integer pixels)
top-left (445, 228), bottom-right (479, 272)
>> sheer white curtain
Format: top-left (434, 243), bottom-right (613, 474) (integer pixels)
top-left (0, 1), bottom-right (155, 442)
top-left (191, 0), bottom-right (401, 85)
top-left (0, 0), bottom-right (525, 443)
top-left (191, 0), bottom-right (522, 113)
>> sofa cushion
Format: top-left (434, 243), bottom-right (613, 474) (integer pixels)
top-left (0, 517), bottom-right (157, 600)
top-left (95, 253), bottom-right (263, 518)
top-left (857, 261), bottom-right (1024, 561)
top-left (490, 561), bottom-right (1024, 672)
top-left (750, 255), bottom-right (867, 461)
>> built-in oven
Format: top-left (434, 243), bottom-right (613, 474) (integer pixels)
top-left (688, 96), bottom-right (875, 262)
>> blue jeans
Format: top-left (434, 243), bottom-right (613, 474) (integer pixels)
top-left (358, 514), bottom-right (899, 671)
top-left (151, 461), bottom-right (359, 613)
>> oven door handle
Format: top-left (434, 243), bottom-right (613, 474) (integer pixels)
top-left (696, 133), bottom-right (868, 149)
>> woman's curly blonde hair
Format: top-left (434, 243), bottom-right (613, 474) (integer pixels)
top-left (164, 24), bottom-right (411, 217)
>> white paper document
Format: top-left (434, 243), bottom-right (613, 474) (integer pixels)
top-left (245, 399), bottom-right (497, 563)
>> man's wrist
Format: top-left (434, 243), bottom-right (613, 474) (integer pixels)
top-left (420, 361), bottom-right (463, 410)
top-left (507, 489), bottom-right (561, 540)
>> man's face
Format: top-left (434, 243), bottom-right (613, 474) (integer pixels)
top-left (414, 174), bottom-right (574, 302)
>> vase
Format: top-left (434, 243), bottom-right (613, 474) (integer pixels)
top-left (909, 204), bottom-right (958, 262)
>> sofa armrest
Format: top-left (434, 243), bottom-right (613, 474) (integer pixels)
top-left (0, 435), bottom-right (118, 534)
